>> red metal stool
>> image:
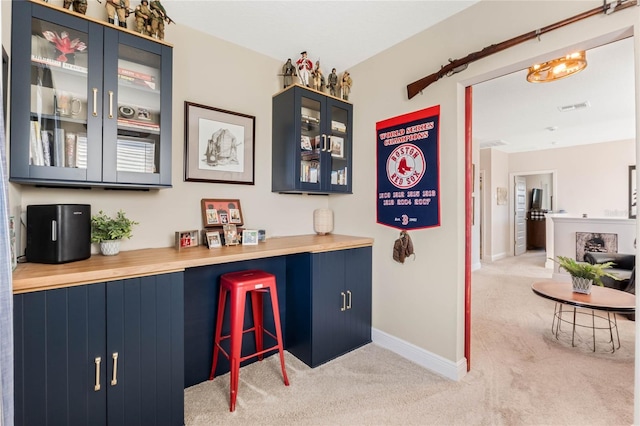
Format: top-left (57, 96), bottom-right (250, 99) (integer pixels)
top-left (209, 269), bottom-right (289, 412)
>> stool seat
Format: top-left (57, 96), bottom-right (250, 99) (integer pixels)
top-left (209, 269), bottom-right (289, 412)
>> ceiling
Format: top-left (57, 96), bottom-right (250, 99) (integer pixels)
top-left (165, 1), bottom-right (636, 154)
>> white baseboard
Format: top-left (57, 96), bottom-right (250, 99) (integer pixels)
top-left (491, 252), bottom-right (507, 262)
top-left (472, 261), bottom-right (482, 271)
top-left (371, 328), bottom-right (467, 381)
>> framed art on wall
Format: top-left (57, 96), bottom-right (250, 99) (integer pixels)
top-left (184, 102), bottom-right (255, 185)
top-left (201, 198), bottom-right (243, 228)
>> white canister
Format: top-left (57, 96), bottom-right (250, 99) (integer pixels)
top-left (313, 208), bottom-right (334, 235)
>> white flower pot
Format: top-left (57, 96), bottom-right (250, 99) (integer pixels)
top-left (572, 276), bottom-right (593, 294)
top-left (100, 240), bottom-right (121, 256)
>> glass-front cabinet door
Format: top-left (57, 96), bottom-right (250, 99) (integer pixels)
top-left (299, 95), bottom-right (322, 192)
top-left (326, 100), bottom-right (351, 193)
top-left (11, 5), bottom-right (102, 184)
top-left (102, 30), bottom-right (171, 186)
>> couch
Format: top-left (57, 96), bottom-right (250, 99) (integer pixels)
top-left (584, 252), bottom-right (635, 293)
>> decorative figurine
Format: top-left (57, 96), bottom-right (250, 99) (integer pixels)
top-left (134, 0), bottom-right (152, 35)
top-left (149, 0), bottom-right (174, 40)
top-left (105, 0), bottom-right (130, 28)
top-left (281, 58), bottom-right (297, 89)
top-left (340, 71), bottom-right (352, 101)
top-left (327, 68), bottom-right (338, 97)
top-left (63, 0), bottom-right (88, 14)
top-left (312, 60), bottom-right (324, 92)
top-left (296, 51), bottom-right (313, 87)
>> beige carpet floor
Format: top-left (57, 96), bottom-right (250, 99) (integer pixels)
top-left (184, 251), bottom-right (635, 425)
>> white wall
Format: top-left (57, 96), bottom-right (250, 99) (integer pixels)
top-left (3, 0), bottom-right (640, 387)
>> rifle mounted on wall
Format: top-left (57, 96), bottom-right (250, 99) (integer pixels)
top-left (406, 0), bottom-right (638, 100)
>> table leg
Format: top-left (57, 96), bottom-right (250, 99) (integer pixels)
top-left (591, 310), bottom-right (596, 352)
top-left (571, 307), bottom-right (577, 347)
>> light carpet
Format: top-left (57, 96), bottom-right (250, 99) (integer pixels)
top-left (184, 251), bottom-right (635, 425)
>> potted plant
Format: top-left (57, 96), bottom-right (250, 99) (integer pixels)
top-left (91, 210), bottom-right (139, 256)
top-left (550, 255), bottom-right (620, 294)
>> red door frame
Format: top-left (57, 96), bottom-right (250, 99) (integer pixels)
top-left (464, 85), bottom-right (473, 371)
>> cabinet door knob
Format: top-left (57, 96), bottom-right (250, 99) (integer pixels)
top-left (346, 290), bottom-right (352, 309)
top-left (94, 357), bottom-right (101, 391)
top-left (92, 88), bottom-right (98, 117)
top-left (341, 291), bottom-right (346, 311)
top-left (111, 352), bottom-right (119, 386)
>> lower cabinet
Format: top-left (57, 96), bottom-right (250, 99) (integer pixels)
top-left (286, 247), bottom-right (372, 368)
top-left (13, 272), bottom-right (184, 426)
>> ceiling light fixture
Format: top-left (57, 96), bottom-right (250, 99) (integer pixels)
top-left (526, 51), bottom-right (587, 83)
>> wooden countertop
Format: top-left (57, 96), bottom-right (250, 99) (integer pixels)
top-left (12, 234), bottom-right (374, 294)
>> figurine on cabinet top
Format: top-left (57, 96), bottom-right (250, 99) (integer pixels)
top-left (281, 58), bottom-right (297, 89)
top-left (134, 0), bottom-right (152, 35)
top-left (296, 51), bottom-right (313, 87)
top-left (327, 68), bottom-right (338, 97)
top-left (340, 71), bottom-right (352, 101)
top-left (312, 60), bottom-right (324, 92)
top-left (63, 0), bottom-right (88, 14)
top-left (105, 0), bottom-right (130, 28)
top-left (149, 0), bottom-right (174, 40)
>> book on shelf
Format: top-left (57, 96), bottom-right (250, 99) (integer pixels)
top-left (117, 74), bottom-right (157, 90)
top-left (65, 132), bottom-right (77, 168)
top-left (40, 130), bottom-right (52, 167)
top-left (53, 128), bottom-right (65, 167)
top-left (331, 120), bottom-right (346, 132)
top-left (118, 67), bottom-right (155, 82)
top-left (76, 134), bottom-right (88, 169)
top-left (300, 160), bottom-right (319, 183)
top-left (301, 135), bottom-right (312, 150)
top-left (117, 139), bottom-right (156, 173)
top-left (118, 118), bottom-right (160, 131)
top-left (29, 121), bottom-right (43, 166)
top-left (31, 55), bottom-right (88, 74)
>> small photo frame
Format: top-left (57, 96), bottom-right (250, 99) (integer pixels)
top-left (201, 198), bottom-right (243, 228)
top-left (222, 224), bottom-right (239, 246)
top-left (175, 230), bottom-right (199, 250)
top-left (137, 107), bottom-right (151, 121)
top-left (258, 229), bottom-right (266, 242)
top-left (330, 136), bottom-right (344, 158)
top-left (206, 230), bottom-right (222, 249)
top-left (242, 229), bottom-right (259, 245)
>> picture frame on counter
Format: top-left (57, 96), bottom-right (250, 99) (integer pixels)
top-left (175, 230), bottom-right (199, 250)
top-left (242, 229), bottom-right (259, 246)
top-left (184, 101), bottom-right (255, 185)
top-left (223, 224), bottom-right (239, 246)
top-left (205, 230), bottom-right (222, 248)
top-left (201, 198), bottom-right (243, 228)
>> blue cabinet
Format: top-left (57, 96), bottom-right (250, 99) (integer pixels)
top-left (10, 0), bottom-right (172, 189)
top-left (286, 247), bottom-right (372, 367)
top-left (272, 85), bottom-right (352, 194)
top-left (13, 273), bottom-right (184, 426)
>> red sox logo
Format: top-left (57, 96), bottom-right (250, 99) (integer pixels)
top-left (386, 143), bottom-right (425, 189)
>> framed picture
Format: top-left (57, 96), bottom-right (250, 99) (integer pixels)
top-left (330, 136), bottom-right (344, 158)
top-left (205, 230), bottom-right (222, 248)
top-left (222, 224), bottom-right (239, 246)
top-left (201, 199), bottom-right (243, 228)
top-left (184, 102), bottom-right (255, 185)
top-left (629, 165), bottom-right (636, 219)
top-left (175, 230), bottom-right (199, 250)
top-left (242, 229), bottom-right (259, 246)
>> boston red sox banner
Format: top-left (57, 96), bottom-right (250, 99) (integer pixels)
top-left (376, 105), bottom-right (440, 230)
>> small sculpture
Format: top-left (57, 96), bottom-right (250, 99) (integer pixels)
top-left (134, 0), bottom-right (152, 35)
top-left (340, 71), bottom-right (352, 101)
top-left (149, 0), bottom-right (174, 40)
top-left (312, 60), bottom-right (324, 92)
top-left (281, 58), bottom-right (297, 89)
top-left (104, 0), bottom-right (130, 28)
top-left (63, 0), bottom-right (88, 14)
top-left (326, 68), bottom-right (338, 97)
top-left (296, 51), bottom-right (313, 87)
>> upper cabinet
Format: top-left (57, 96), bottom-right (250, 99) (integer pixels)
top-left (10, 0), bottom-right (173, 189)
top-left (272, 84), bottom-right (352, 194)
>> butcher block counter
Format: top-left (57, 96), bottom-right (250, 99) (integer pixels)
top-left (12, 234), bottom-right (374, 294)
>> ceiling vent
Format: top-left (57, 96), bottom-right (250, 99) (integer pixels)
top-left (480, 139), bottom-right (508, 149)
top-left (557, 101), bottom-right (590, 112)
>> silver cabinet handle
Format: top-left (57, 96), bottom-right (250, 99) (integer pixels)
top-left (341, 292), bottom-right (346, 311)
top-left (94, 357), bottom-right (101, 391)
top-left (346, 290), bottom-right (352, 309)
top-left (111, 353), bottom-right (118, 386)
top-left (108, 91), bottom-right (114, 119)
top-left (92, 88), bottom-right (98, 116)
top-left (51, 220), bottom-right (57, 241)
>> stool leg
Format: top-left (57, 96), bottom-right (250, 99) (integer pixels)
top-left (209, 286), bottom-right (228, 380)
top-left (229, 287), bottom-right (246, 412)
top-left (269, 286), bottom-right (289, 386)
top-left (251, 290), bottom-right (264, 361)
